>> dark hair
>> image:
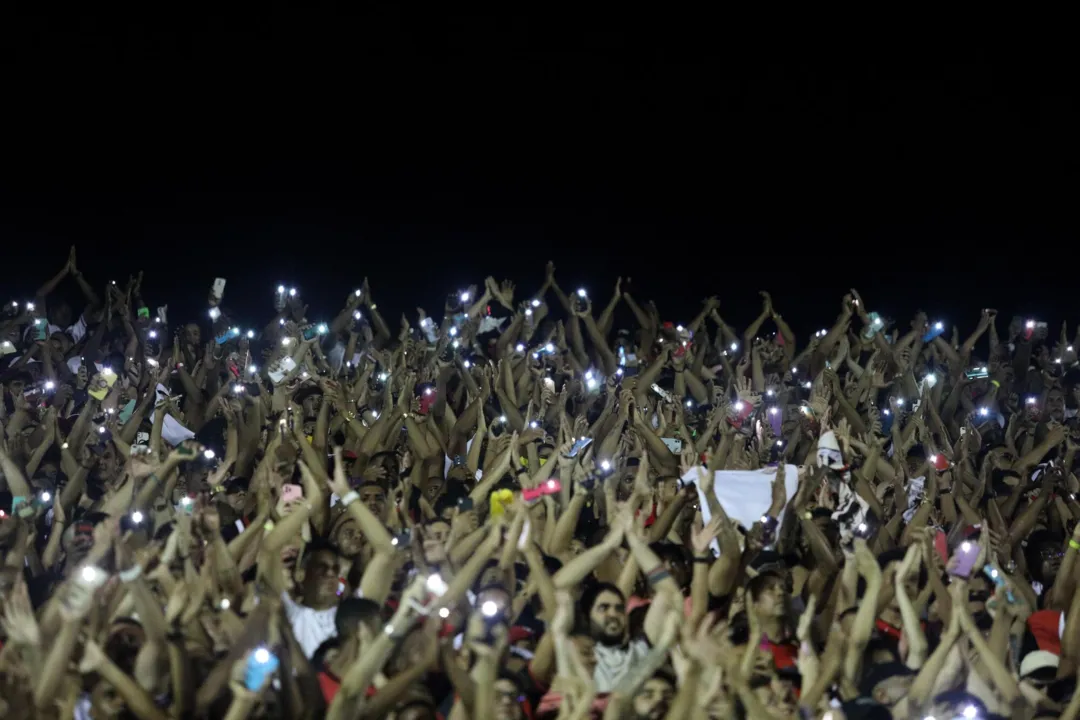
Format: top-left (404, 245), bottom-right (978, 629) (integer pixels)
top-left (311, 636), bottom-right (341, 670)
top-left (747, 571), bottom-right (785, 602)
top-left (577, 582), bottom-right (625, 627)
top-left (303, 538), bottom-right (343, 565)
top-left (336, 598), bottom-right (382, 636)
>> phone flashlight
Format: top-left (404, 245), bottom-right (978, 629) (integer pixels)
top-left (26, 301), bottom-right (35, 312)
top-left (803, 381), bottom-right (812, 390)
top-left (449, 326), bottom-right (458, 337)
top-left (1026, 320), bottom-right (1035, 329)
top-left (131, 510), bottom-right (144, 524)
top-left (81, 566), bottom-right (102, 583)
top-left (208, 307), bottom-right (221, 320)
top-left (220, 598), bottom-right (231, 610)
top-left (515, 343), bottom-right (525, 353)
top-left (180, 496), bottom-right (193, 507)
top-left (40, 491), bottom-right (51, 503)
top-left (317, 323), bottom-right (328, 335)
top-left (97, 426), bottom-right (106, 434)
top-left (44, 380), bottom-right (55, 390)
top-left (600, 460), bottom-right (611, 471)
top-left (281, 337), bottom-right (292, 346)
top-left (481, 600), bottom-right (499, 617)
top-left (978, 407), bottom-right (989, 417)
top-left (246, 330), bottom-right (255, 339)
top-left (460, 291), bottom-right (470, 303)
top-left (896, 398), bottom-right (904, 407)
top-left (426, 573), bottom-right (449, 597)
top-left (463, 360), bottom-right (471, 368)
top-left (439, 607), bottom-right (451, 618)
top-left (730, 342), bottom-right (739, 351)
top-left (354, 289), bottom-right (362, 297)
top-left (289, 288), bottom-right (297, 297)
top-left (934, 321), bottom-right (944, 331)
top-left (353, 310), bottom-right (361, 321)
top-left (857, 522), bottom-right (868, 535)
top-left (498, 415), bottom-right (507, 423)
top-left (576, 288), bottom-right (587, 298)
top-left (233, 384), bottom-right (245, 394)
top-left (1026, 396), bottom-right (1037, 405)
top-left (378, 372), bottom-right (389, 381)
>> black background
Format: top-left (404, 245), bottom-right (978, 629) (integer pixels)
top-left (1, 10), bottom-right (1076, 346)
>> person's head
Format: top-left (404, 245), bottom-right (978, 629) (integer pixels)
top-left (298, 542), bottom-right (343, 610)
top-left (747, 571), bottom-right (788, 620)
top-left (336, 597), bottom-right (382, 640)
top-left (1047, 387), bottom-right (1067, 423)
top-left (1025, 530), bottom-right (1064, 586)
top-left (358, 482), bottom-right (387, 522)
top-left (218, 477), bottom-right (249, 515)
top-left (330, 514), bottom-right (363, 558)
top-left (631, 670), bottom-right (675, 720)
top-left (581, 582), bottom-right (627, 647)
top-left (422, 519), bottom-right (451, 565)
top-left (183, 322), bottom-right (201, 347)
top-left (1020, 650), bottom-right (1060, 689)
top-left (493, 672), bottom-right (528, 720)
top-left (49, 300), bottom-right (73, 329)
top-left (860, 662), bottom-right (915, 707)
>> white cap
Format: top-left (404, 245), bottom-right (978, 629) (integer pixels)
top-left (1020, 649), bottom-right (1060, 678)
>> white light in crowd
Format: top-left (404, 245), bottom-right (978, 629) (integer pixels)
top-left (803, 381), bottom-right (812, 389)
top-left (1026, 396), bottom-right (1037, 405)
top-left (11, 301), bottom-right (18, 309)
top-left (600, 460), bottom-right (611, 471)
top-left (254, 648), bottom-right (271, 664)
top-left (277, 285), bottom-right (285, 294)
top-left (801, 406), bottom-right (811, 416)
top-left (499, 416), bottom-right (507, 423)
top-left (1026, 319), bottom-right (1035, 329)
top-left (354, 289), bottom-right (362, 297)
top-left (460, 291), bottom-right (470, 303)
top-left (1056, 357), bottom-right (1064, 364)
top-left (81, 566), bottom-right (100, 583)
top-left (102, 366), bottom-right (114, 376)
top-left (858, 522), bottom-right (867, 533)
top-left (40, 491), bottom-right (50, 502)
top-left (209, 307), bottom-right (221, 320)
top-left (449, 327), bottom-right (457, 337)
top-left (791, 368), bottom-right (798, 374)
top-left (529, 421), bottom-right (539, 429)
top-left (233, 384), bottom-right (245, 394)
top-left (317, 323), bottom-right (328, 334)
top-left (531, 299), bottom-right (541, 307)
top-left (896, 398), bottom-right (904, 407)
top-left (247, 330), bottom-right (255, 339)
top-left (97, 426), bottom-right (106, 434)
top-left (734, 401), bottom-right (744, 411)
top-left (576, 288), bottom-right (587, 298)
top-left (439, 607), bottom-right (450, 618)
top-left (45, 380), bottom-right (54, 390)
top-left (873, 317), bottom-right (883, 327)
top-left (730, 342), bottom-right (738, 351)
top-left (301, 371), bottom-right (309, 379)
top-left (545, 343), bottom-right (554, 353)
top-left (585, 370), bottom-right (593, 380)
top-left (424, 388), bottom-right (433, 396)
top-left (131, 511), bottom-right (144, 524)
top-left (615, 368), bottom-right (623, 376)
top-left (926, 373), bottom-right (936, 385)
top-left (769, 407), bottom-right (778, 416)
top-left (516, 343), bottom-right (525, 352)
top-left (686, 400), bottom-right (693, 407)
top-left (105, 408), bottom-right (114, 415)
top-left (979, 407), bottom-right (989, 416)
top-left (26, 302), bottom-right (35, 311)
top-left (204, 449), bottom-right (215, 460)
top-left (149, 330), bottom-right (158, 339)
top-left (463, 360), bottom-right (471, 368)
top-left (934, 321), bottom-right (943, 331)
top-left (281, 337), bottom-right (292, 346)
top-left (61, 442), bottom-right (69, 449)
top-left (353, 310), bottom-right (362, 321)
top-left (929, 454), bottom-right (938, 464)
top-left (766, 389), bottom-right (774, 397)
top-left (289, 288), bottom-right (297, 297)
top-left (426, 573), bottom-right (449, 596)
top-left (390, 536), bottom-right (398, 546)
top-left (249, 365), bottom-right (257, 373)
top-left (776, 440), bottom-right (783, 447)
top-left (378, 373), bottom-right (389, 381)
top-left (220, 598), bottom-right (231, 610)
top-left (452, 340), bottom-right (460, 349)
top-left (989, 568), bottom-right (999, 579)
top-left (962, 704), bottom-right (977, 719)
top-left (525, 308), bottom-right (533, 316)
top-left (481, 601), bottom-right (499, 617)
top-left (676, 325), bottom-right (684, 332)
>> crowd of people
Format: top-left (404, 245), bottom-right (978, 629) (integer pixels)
top-left (3, 249), bottom-right (1080, 719)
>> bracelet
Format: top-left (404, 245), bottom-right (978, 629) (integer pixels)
top-left (119, 566), bottom-right (143, 583)
top-left (1069, 539), bottom-right (1080, 551)
top-left (693, 555), bottom-right (712, 564)
top-left (990, 380), bottom-right (1000, 388)
top-left (341, 491), bottom-right (360, 507)
top-left (645, 566), bottom-right (672, 585)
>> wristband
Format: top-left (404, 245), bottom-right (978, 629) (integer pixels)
top-left (990, 380), bottom-right (1000, 388)
top-left (341, 491), bottom-right (360, 507)
top-left (646, 567), bottom-right (672, 585)
top-left (1069, 539), bottom-right (1080, 551)
top-left (693, 555), bottom-right (712, 564)
top-left (137, 307), bottom-right (150, 318)
top-left (119, 566), bottom-right (143, 583)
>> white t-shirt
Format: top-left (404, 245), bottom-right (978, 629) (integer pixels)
top-left (593, 638), bottom-right (650, 693)
top-left (26, 315), bottom-right (88, 344)
top-left (282, 591), bottom-right (338, 658)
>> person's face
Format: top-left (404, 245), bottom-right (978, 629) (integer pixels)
top-left (424, 480), bottom-right (443, 502)
top-left (1048, 389), bottom-right (1066, 422)
top-left (493, 678), bottom-right (525, 720)
top-left (359, 486), bottom-right (387, 521)
top-left (589, 589), bottom-right (627, 646)
top-left (7, 378), bottom-right (25, 397)
top-left (184, 323), bottom-right (201, 346)
top-left (423, 521), bottom-right (450, 565)
top-left (51, 303), bottom-right (72, 329)
top-left (752, 578), bottom-right (788, 619)
top-left (872, 673), bottom-right (914, 707)
top-left (333, 518), bottom-right (363, 557)
top-left (656, 478), bottom-right (679, 503)
top-left (302, 550), bottom-right (341, 606)
top-left (632, 677), bottom-right (674, 720)
top-left (1037, 542), bottom-right (1063, 584)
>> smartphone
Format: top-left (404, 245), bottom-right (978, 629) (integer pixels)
top-left (211, 278), bottom-right (227, 300)
top-left (964, 367), bottom-right (990, 380)
top-left (922, 322), bottom-right (946, 343)
top-left (392, 528), bottom-right (412, 548)
top-left (33, 318), bottom-right (47, 341)
top-left (661, 437), bottom-right (683, 454)
top-left (0, 340), bottom-right (15, 356)
top-left (281, 484), bottom-right (303, 504)
top-left (418, 388), bottom-right (437, 415)
top-left (244, 648), bottom-right (280, 692)
top-left (301, 325), bottom-right (318, 341)
top-left (458, 497), bottom-right (474, 512)
top-left (949, 540), bottom-right (980, 578)
top-left (982, 564), bottom-right (1016, 604)
top-left (522, 479), bottom-right (562, 502)
top-left (567, 437), bottom-right (593, 457)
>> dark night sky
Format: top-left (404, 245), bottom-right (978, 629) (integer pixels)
top-left (1, 12), bottom-right (1076, 341)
